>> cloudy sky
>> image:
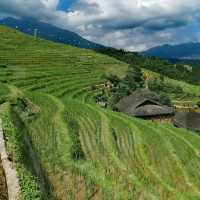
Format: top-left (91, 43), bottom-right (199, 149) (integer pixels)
top-left (0, 0), bottom-right (200, 51)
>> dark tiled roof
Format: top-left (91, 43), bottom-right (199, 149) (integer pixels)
top-left (116, 90), bottom-right (175, 117)
top-left (134, 105), bottom-right (175, 117)
top-left (173, 112), bottom-right (200, 131)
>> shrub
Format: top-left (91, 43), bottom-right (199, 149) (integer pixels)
top-left (124, 65), bottom-right (144, 90)
top-left (94, 90), bottom-right (108, 103)
top-left (68, 120), bottom-right (85, 161)
top-left (149, 78), bottom-right (184, 94)
top-left (90, 85), bottom-right (97, 91)
top-left (158, 92), bottom-right (172, 106)
top-left (105, 74), bottom-right (120, 86)
top-left (0, 65), bottom-right (7, 68)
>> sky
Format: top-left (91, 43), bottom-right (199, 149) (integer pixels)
top-left (0, 0), bottom-right (200, 51)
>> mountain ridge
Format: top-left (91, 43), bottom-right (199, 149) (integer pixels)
top-left (143, 42), bottom-right (200, 59)
top-left (0, 17), bottom-right (105, 49)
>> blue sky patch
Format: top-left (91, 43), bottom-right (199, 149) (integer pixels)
top-left (57, 0), bottom-right (76, 11)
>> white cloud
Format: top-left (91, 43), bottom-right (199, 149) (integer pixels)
top-left (65, 0), bottom-right (200, 29)
top-left (0, 0), bottom-right (200, 50)
top-left (41, 0), bottom-right (59, 10)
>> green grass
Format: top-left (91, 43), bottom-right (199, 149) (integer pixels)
top-left (0, 25), bottom-right (200, 200)
top-left (143, 70), bottom-right (200, 107)
top-left (0, 102), bottom-right (43, 200)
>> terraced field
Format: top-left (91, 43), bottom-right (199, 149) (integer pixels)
top-left (0, 26), bottom-right (200, 200)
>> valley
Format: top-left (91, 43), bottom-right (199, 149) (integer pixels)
top-left (0, 26), bottom-right (200, 200)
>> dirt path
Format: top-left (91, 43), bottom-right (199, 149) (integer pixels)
top-left (0, 158), bottom-right (8, 200)
top-left (0, 119), bottom-right (20, 200)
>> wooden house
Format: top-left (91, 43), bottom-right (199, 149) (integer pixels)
top-left (116, 90), bottom-right (175, 122)
top-left (173, 112), bottom-right (200, 133)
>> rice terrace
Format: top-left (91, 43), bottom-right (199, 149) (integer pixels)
top-left (0, 21), bottom-right (200, 200)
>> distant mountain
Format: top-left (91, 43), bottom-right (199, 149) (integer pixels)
top-left (143, 43), bottom-right (200, 59)
top-left (0, 17), bottom-right (104, 49)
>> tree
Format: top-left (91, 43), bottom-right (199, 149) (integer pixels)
top-left (110, 82), bottom-right (131, 105)
top-left (105, 74), bottom-right (120, 87)
top-left (123, 64), bottom-right (144, 91)
top-left (158, 92), bottom-right (172, 106)
top-left (149, 78), bottom-right (183, 95)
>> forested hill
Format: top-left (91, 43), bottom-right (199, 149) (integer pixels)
top-left (143, 42), bottom-right (200, 59)
top-left (96, 48), bottom-right (200, 85)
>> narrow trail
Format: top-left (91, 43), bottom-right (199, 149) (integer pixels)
top-left (0, 157), bottom-right (8, 200)
top-left (0, 119), bottom-right (20, 200)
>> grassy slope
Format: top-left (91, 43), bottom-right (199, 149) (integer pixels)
top-left (0, 26), bottom-right (200, 200)
top-left (143, 70), bottom-right (200, 107)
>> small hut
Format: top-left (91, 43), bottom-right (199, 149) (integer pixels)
top-left (116, 90), bottom-right (175, 122)
top-left (173, 112), bottom-right (200, 133)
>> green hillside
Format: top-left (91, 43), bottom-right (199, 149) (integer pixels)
top-left (0, 26), bottom-right (200, 200)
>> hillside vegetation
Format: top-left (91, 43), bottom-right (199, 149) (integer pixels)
top-left (0, 26), bottom-right (200, 200)
top-left (97, 48), bottom-right (200, 85)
